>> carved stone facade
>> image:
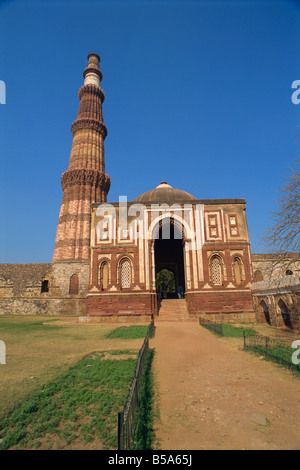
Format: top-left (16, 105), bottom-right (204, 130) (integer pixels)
top-left (86, 189), bottom-right (255, 322)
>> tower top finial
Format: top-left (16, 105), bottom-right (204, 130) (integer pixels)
top-left (83, 52), bottom-right (103, 87)
top-left (88, 52), bottom-right (100, 63)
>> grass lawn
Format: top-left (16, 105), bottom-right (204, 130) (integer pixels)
top-left (107, 325), bottom-right (150, 339)
top-left (221, 324), bottom-right (256, 337)
top-left (244, 338), bottom-right (300, 373)
top-left (201, 322), bottom-right (256, 338)
top-left (0, 350), bottom-right (138, 450)
top-left (0, 316), bottom-right (148, 421)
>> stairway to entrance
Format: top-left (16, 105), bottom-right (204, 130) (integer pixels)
top-left (157, 299), bottom-right (192, 322)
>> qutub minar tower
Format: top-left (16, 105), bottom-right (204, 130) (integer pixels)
top-left (53, 53), bottom-right (111, 262)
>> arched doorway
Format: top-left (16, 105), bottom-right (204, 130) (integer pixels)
top-left (278, 299), bottom-right (292, 329)
top-left (154, 218), bottom-right (185, 299)
top-left (260, 299), bottom-right (270, 325)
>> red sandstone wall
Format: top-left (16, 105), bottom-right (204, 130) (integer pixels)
top-left (86, 292), bottom-right (156, 321)
top-left (186, 290), bottom-right (254, 316)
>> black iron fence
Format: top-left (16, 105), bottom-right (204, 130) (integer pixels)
top-left (243, 333), bottom-right (300, 372)
top-left (199, 317), bottom-right (223, 336)
top-left (118, 318), bottom-right (155, 450)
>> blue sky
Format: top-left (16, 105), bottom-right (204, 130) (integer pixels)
top-left (0, 0), bottom-right (299, 262)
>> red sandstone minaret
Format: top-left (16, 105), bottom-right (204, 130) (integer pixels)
top-left (53, 53), bottom-right (110, 262)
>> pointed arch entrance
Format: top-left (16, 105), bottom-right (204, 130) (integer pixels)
top-left (260, 299), bottom-right (270, 325)
top-left (153, 218), bottom-right (186, 298)
top-left (278, 299), bottom-right (292, 329)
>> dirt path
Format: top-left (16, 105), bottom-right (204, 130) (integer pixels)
top-left (150, 322), bottom-right (300, 450)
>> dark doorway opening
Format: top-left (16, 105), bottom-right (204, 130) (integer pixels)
top-left (278, 299), bottom-right (292, 329)
top-left (260, 300), bottom-right (270, 325)
top-left (154, 221), bottom-right (185, 299)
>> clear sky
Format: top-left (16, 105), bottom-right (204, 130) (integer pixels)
top-left (0, 0), bottom-right (300, 262)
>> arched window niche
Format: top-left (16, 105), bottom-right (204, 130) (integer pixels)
top-left (210, 255), bottom-right (224, 286)
top-left (98, 261), bottom-right (109, 290)
top-left (232, 256), bottom-right (244, 286)
top-left (253, 270), bottom-right (263, 282)
top-left (120, 258), bottom-right (131, 289)
top-left (69, 274), bottom-right (79, 295)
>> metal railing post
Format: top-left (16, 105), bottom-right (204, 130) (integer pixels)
top-left (118, 411), bottom-right (124, 450)
top-left (265, 337), bottom-right (269, 357)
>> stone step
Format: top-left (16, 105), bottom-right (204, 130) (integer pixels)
top-left (157, 316), bottom-right (197, 322)
top-left (159, 308), bottom-right (188, 312)
top-left (158, 316), bottom-right (189, 319)
top-left (159, 308), bottom-right (189, 312)
top-left (158, 312), bottom-right (189, 317)
top-left (157, 299), bottom-right (191, 322)
top-left (159, 303), bottom-right (187, 306)
top-left (158, 311), bottom-right (188, 315)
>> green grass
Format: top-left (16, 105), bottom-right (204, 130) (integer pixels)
top-left (107, 325), bottom-right (150, 339)
top-left (0, 351), bottom-right (138, 450)
top-left (201, 322), bottom-right (256, 338)
top-left (221, 324), bottom-right (256, 337)
top-left (0, 315), bottom-right (146, 419)
top-left (0, 319), bottom-right (62, 334)
top-left (245, 341), bottom-right (300, 373)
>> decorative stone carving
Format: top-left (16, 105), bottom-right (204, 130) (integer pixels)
top-left (61, 169), bottom-right (111, 190)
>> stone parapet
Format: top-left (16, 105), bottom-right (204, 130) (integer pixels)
top-left (251, 276), bottom-right (300, 294)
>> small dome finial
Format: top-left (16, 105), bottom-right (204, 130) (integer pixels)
top-left (156, 181), bottom-right (172, 189)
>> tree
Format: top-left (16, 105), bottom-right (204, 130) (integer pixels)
top-left (265, 159), bottom-right (300, 255)
top-left (156, 269), bottom-right (175, 293)
top-left (260, 160), bottom-right (300, 281)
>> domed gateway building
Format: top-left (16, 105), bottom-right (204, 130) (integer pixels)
top-left (87, 176), bottom-right (254, 322)
top-left (0, 54), bottom-right (255, 323)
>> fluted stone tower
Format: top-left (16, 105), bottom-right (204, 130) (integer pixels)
top-left (53, 53), bottom-right (110, 262)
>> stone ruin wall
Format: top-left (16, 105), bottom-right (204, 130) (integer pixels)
top-left (251, 254), bottom-right (300, 331)
top-left (0, 262), bottom-right (89, 316)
